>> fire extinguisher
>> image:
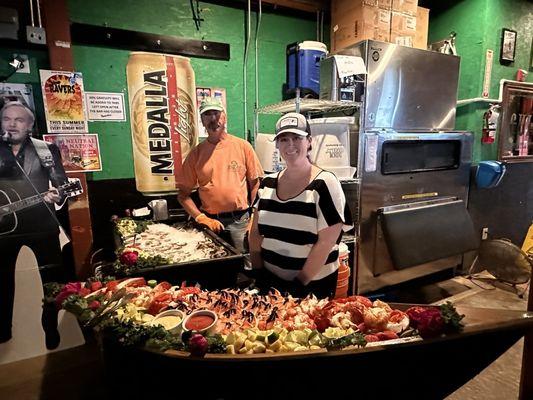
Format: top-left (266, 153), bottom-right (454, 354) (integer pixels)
top-left (482, 104), bottom-right (500, 144)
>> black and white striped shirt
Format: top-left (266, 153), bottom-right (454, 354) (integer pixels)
top-left (254, 170), bottom-right (353, 281)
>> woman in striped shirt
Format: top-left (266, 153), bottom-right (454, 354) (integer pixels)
top-left (249, 113), bottom-right (353, 299)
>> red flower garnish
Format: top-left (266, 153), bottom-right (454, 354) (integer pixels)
top-left (89, 300), bottom-right (101, 310)
top-left (90, 281), bottom-right (103, 292)
top-left (406, 306), bottom-right (445, 338)
top-left (55, 282), bottom-right (82, 307)
top-left (119, 250), bottom-right (139, 266)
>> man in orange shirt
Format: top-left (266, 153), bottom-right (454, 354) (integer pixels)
top-left (176, 97), bottom-right (263, 252)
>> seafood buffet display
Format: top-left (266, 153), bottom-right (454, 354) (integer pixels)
top-left (112, 218), bottom-right (230, 275)
top-left (46, 277), bottom-right (465, 357)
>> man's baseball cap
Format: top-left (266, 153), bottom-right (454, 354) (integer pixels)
top-left (274, 112), bottom-right (311, 139)
top-left (199, 97), bottom-right (225, 115)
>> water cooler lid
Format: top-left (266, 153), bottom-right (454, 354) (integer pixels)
top-left (298, 41), bottom-right (328, 53)
top-left (476, 161), bottom-right (506, 188)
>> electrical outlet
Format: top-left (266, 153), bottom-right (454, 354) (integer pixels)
top-left (481, 227), bottom-right (489, 240)
top-left (26, 26), bottom-right (46, 45)
top-left (13, 54), bottom-right (30, 74)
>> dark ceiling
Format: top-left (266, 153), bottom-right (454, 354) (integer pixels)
top-left (418, 0), bottom-right (466, 14)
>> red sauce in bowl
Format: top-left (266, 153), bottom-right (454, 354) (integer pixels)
top-left (185, 314), bottom-right (215, 331)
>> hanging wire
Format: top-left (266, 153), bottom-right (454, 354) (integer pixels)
top-left (243, 0), bottom-right (252, 141)
top-left (320, 10), bottom-right (324, 43)
top-left (316, 10), bottom-right (319, 41)
top-left (196, 0), bottom-right (203, 29)
top-left (189, 0), bottom-right (203, 30)
top-left (28, 0), bottom-right (35, 27)
top-left (36, 0), bottom-right (42, 28)
top-left (253, 0), bottom-right (262, 144)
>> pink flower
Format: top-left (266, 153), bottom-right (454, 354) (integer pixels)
top-left (55, 282), bottom-right (82, 308)
top-left (416, 309), bottom-right (444, 338)
top-left (406, 306), bottom-right (445, 338)
top-left (89, 300), bottom-right (101, 310)
top-left (119, 250), bottom-right (139, 266)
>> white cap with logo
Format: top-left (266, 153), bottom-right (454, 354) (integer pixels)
top-left (274, 112), bottom-right (311, 140)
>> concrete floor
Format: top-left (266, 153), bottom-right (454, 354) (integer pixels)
top-left (438, 275), bottom-right (529, 400)
top-left (0, 273), bottom-right (529, 400)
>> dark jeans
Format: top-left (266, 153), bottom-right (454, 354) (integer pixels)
top-left (247, 267), bottom-right (339, 299)
top-left (205, 210), bottom-right (251, 253)
top-left (0, 233), bottom-right (63, 342)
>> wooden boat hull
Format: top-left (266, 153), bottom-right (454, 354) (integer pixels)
top-left (101, 306), bottom-right (533, 399)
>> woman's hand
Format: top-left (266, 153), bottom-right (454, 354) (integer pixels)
top-left (296, 222), bottom-right (343, 284)
top-left (248, 209), bottom-right (264, 269)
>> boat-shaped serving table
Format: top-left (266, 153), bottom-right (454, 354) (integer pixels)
top-left (101, 304), bottom-right (533, 399)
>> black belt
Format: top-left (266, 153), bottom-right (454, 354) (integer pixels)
top-left (204, 208), bottom-right (250, 220)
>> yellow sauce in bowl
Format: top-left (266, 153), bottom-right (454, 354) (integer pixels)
top-left (153, 315), bottom-right (182, 330)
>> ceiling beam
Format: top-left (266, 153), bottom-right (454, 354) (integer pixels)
top-left (200, 0), bottom-right (329, 20)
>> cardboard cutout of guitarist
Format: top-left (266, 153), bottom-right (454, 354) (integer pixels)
top-left (0, 102), bottom-right (69, 349)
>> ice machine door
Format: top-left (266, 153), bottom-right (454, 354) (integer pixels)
top-left (379, 199), bottom-right (479, 270)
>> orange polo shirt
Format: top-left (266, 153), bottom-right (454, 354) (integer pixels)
top-left (176, 133), bottom-right (263, 214)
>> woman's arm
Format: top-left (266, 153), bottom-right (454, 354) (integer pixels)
top-left (296, 222), bottom-right (343, 285)
top-left (248, 208), bottom-right (264, 269)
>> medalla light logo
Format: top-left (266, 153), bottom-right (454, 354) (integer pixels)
top-left (143, 70), bottom-right (173, 175)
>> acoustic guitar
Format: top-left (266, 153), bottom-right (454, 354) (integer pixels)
top-left (0, 178), bottom-right (82, 235)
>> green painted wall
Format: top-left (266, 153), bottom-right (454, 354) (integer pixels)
top-left (428, 0), bottom-right (533, 163)
top-left (68, 0), bottom-right (318, 180)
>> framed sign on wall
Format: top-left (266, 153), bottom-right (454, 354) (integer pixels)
top-left (500, 28), bottom-right (517, 64)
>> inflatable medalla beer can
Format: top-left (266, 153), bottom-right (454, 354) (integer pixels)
top-left (127, 52), bottom-right (198, 195)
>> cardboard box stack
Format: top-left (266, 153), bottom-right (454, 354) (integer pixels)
top-left (331, 0), bottom-right (391, 53)
top-left (390, 0), bottom-right (417, 47)
top-left (331, 0), bottom-right (429, 53)
top-left (414, 6), bottom-right (429, 50)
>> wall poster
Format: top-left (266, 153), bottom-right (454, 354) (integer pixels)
top-left (85, 91), bottom-right (126, 121)
top-left (40, 70), bottom-right (88, 133)
top-left (42, 133), bottom-right (102, 172)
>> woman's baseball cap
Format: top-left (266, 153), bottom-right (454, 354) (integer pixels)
top-left (199, 97), bottom-right (225, 114)
top-left (274, 112), bottom-right (311, 139)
